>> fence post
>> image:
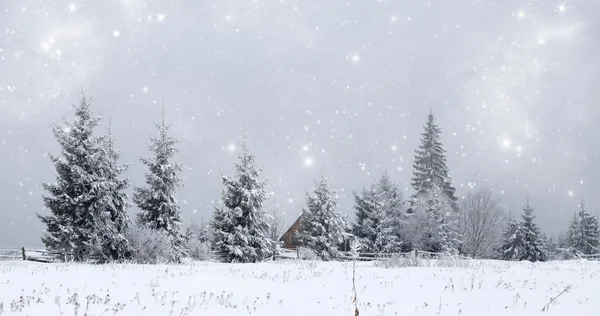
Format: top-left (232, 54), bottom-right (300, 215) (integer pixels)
top-left (21, 247), bottom-right (26, 261)
top-left (414, 249), bottom-right (418, 258)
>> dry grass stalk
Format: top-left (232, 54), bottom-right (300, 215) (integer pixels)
top-left (541, 285), bottom-right (572, 312)
top-left (352, 259), bottom-right (359, 316)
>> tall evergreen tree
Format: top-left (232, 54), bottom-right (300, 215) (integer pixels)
top-left (518, 199), bottom-right (547, 262)
top-left (38, 93), bottom-right (130, 262)
top-left (352, 173), bottom-right (403, 254)
top-left (410, 110), bottom-right (458, 212)
top-left (298, 176), bottom-right (347, 261)
top-left (210, 142), bottom-right (276, 263)
top-left (133, 107), bottom-right (185, 260)
top-left (91, 119), bottom-right (132, 262)
top-left (566, 199), bottom-right (600, 255)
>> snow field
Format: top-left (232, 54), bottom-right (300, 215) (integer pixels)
top-left (0, 259), bottom-right (599, 316)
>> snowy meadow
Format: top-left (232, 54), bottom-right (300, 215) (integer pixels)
top-left (0, 259), bottom-right (598, 316)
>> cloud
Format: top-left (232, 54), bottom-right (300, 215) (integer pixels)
top-left (1, 9), bottom-right (107, 120)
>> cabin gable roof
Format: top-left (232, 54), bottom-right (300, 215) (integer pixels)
top-left (279, 213), bottom-right (304, 241)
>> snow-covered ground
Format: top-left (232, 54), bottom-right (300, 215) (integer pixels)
top-left (0, 258), bottom-right (598, 316)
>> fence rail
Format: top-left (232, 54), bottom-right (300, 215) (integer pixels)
top-left (276, 248), bottom-right (473, 262)
top-left (0, 247), bottom-right (68, 263)
top-left (3, 247), bottom-right (597, 263)
top-left (577, 253), bottom-right (600, 261)
top-left (0, 248), bottom-right (22, 261)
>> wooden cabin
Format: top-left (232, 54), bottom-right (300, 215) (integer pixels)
top-left (280, 214), bottom-right (303, 249)
top-left (279, 213), bottom-right (352, 251)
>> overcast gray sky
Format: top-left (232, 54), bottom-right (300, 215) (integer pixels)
top-left (1, 0), bottom-right (599, 248)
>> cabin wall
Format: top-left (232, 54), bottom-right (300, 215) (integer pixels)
top-left (281, 218), bottom-right (302, 249)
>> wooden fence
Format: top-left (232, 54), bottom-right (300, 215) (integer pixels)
top-left (0, 248), bottom-right (21, 261)
top-left (2, 248), bottom-right (599, 263)
top-left (577, 253), bottom-right (600, 261)
top-left (276, 248), bottom-right (473, 261)
top-left (0, 248), bottom-right (69, 263)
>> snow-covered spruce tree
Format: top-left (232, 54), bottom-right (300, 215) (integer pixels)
top-left (543, 235), bottom-right (560, 261)
top-left (410, 110), bottom-right (458, 213)
top-left (578, 199), bottom-right (599, 255)
top-left (566, 199), bottom-right (600, 255)
top-left (352, 186), bottom-right (382, 253)
top-left (298, 176), bottom-right (348, 261)
top-left (210, 142), bottom-right (276, 263)
top-left (185, 220), bottom-right (211, 244)
top-left (184, 221), bottom-right (212, 261)
top-left (38, 93), bottom-right (131, 262)
top-left (411, 184), bottom-right (461, 254)
top-left (554, 231), bottom-right (576, 260)
top-left (133, 107), bottom-right (185, 261)
top-left (518, 200), bottom-right (547, 262)
top-left (500, 218), bottom-right (522, 261)
top-left (375, 172), bottom-right (409, 249)
top-left (90, 119), bottom-right (133, 262)
top-left (565, 214), bottom-right (580, 255)
top-left (352, 173), bottom-right (403, 254)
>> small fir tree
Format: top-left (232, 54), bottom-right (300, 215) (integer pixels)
top-left (543, 235), bottom-right (560, 261)
top-left (210, 142), bottom-right (276, 263)
top-left (133, 106), bottom-right (185, 261)
top-left (91, 119), bottom-right (132, 262)
top-left (374, 172), bottom-right (408, 249)
top-left (352, 186), bottom-right (381, 253)
top-left (567, 199), bottom-right (600, 255)
top-left (297, 176), bottom-right (347, 261)
top-left (517, 199), bottom-right (547, 262)
top-left (411, 184), bottom-right (461, 254)
top-left (184, 221), bottom-right (211, 244)
top-left (500, 219), bottom-right (522, 261)
top-left (352, 173), bottom-right (403, 254)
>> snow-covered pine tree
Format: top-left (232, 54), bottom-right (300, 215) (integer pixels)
top-left (91, 119), bottom-right (132, 262)
top-left (518, 199), bottom-right (547, 262)
top-left (38, 93), bottom-right (112, 261)
top-left (554, 231), bottom-right (576, 259)
top-left (500, 218), bottom-right (522, 261)
top-left (133, 107), bottom-right (185, 261)
top-left (298, 176), bottom-right (347, 261)
top-left (543, 235), bottom-right (560, 261)
top-left (410, 110), bottom-right (458, 212)
top-left (583, 213), bottom-right (600, 255)
top-left (210, 142), bottom-right (276, 263)
top-left (352, 173), bottom-right (402, 254)
top-left (352, 186), bottom-right (379, 253)
top-left (567, 199), bottom-right (600, 255)
top-left (183, 220), bottom-right (212, 261)
top-left (411, 184), bottom-right (461, 254)
top-left (184, 220), bottom-right (211, 244)
top-left (375, 172), bottom-right (408, 249)
top-left (566, 213), bottom-right (580, 254)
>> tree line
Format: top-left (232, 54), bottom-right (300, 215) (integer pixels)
top-left (38, 92), bottom-right (599, 264)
